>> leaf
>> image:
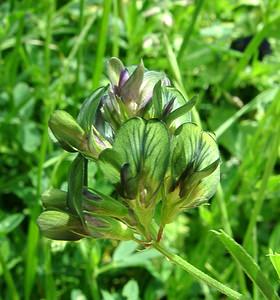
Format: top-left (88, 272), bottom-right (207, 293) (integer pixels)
top-left (165, 96), bottom-right (197, 125)
top-left (113, 241), bottom-right (138, 262)
top-left (122, 279), bottom-right (139, 300)
top-left (151, 80), bottom-right (162, 116)
top-left (101, 290), bottom-right (115, 300)
top-left (67, 154), bottom-right (87, 223)
top-left (0, 214), bottom-right (24, 235)
top-left (111, 117), bottom-right (170, 199)
top-left (77, 86), bottom-right (108, 132)
top-left (162, 87), bottom-right (192, 126)
top-left (112, 247), bottom-right (160, 268)
top-left (98, 148), bottom-right (123, 182)
top-left (213, 230), bottom-right (279, 300)
top-left (22, 121), bottom-right (41, 153)
top-left (171, 123), bottom-right (220, 205)
top-left (71, 289), bottom-right (87, 300)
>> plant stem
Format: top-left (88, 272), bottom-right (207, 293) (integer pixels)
top-left (153, 242), bottom-right (244, 300)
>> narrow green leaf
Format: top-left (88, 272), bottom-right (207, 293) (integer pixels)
top-left (77, 86), bottom-right (108, 132)
top-left (165, 96), bottom-right (197, 125)
top-left (152, 80), bottom-right (162, 116)
top-left (213, 230), bottom-right (280, 300)
top-left (269, 251), bottom-right (280, 280)
top-left (67, 154), bottom-right (87, 223)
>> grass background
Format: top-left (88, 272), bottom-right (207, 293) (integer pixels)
top-left (1, 0), bottom-right (280, 299)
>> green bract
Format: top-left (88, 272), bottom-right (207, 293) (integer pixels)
top-left (37, 58), bottom-right (220, 243)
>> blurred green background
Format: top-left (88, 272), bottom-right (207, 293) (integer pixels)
top-left (1, 0), bottom-right (280, 299)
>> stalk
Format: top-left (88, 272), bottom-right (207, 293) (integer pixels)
top-left (152, 242), bottom-right (244, 300)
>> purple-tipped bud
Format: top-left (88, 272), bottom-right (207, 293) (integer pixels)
top-left (85, 214), bottom-right (108, 228)
top-left (84, 214), bottom-right (134, 240)
top-left (82, 188), bottom-right (102, 201)
top-left (118, 68), bottom-right (130, 88)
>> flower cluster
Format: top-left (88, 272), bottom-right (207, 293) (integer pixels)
top-left (37, 58), bottom-right (220, 243)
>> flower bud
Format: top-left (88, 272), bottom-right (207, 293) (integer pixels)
top-left (82, 188), bottom-right (130, 219)
top-left (41, 188), bottom-right (67, 209)
top-left (88, 125), bottom-right (111, 158)
top-left (84, 214), bottom-right (134, 241)
top-left (37, 210), bottom-right (87, 241)
top-left (160, 123), bottom-right (220, 226)
top-left (49, 110), bottom-right (87, 152)
top-left (104, 59), bottom-right (168, 125)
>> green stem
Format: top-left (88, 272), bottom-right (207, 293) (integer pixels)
top-left (153, 242), bottom-right (244, 300)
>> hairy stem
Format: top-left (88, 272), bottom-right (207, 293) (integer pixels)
top-left (153, 242), bottom-right (244, 300)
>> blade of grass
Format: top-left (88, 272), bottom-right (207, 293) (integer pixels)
top-left (163, 34), bottom-right (201, 126)
top-left (214, 187), bottom-right (248, 295)
top-left (243, 93), bottom-right (280, 249)
top-left (213, 230), bottom-right (280, 300)
top-left (0, 251), bottom-right (20, 300)
top-left (24, 1), bottom-right (55, 298)
top-left (223, 15), bottom-right (280, 89)
top-left (215, 88), bottom-right (278, 138)
top-left (112, 0), bottom-right (120, 57)
top-left (76, 0), bottom-right (85, 86)
top-left (68, 12), bottom-right (97, 63)
top-left (92, 0), bottom-right (112, 89)
top-left (178, 0), bottom-right (205, 61)
top-left (43, 241), bottom-right (57, 300)
top-left (79, 241), bottom-right (101, 300)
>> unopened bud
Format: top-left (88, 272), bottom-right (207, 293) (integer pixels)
top-left (82, 188), bottom-right (129, 219)
top-left (85, 214), bottom-right (134, 241)
top-left (37, 210), bottom-right (87, 241)
top-left (41, 188), bottom-right (67, 209)
top-left (49, 110), bottom-right (87, 152)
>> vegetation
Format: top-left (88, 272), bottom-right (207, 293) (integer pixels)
top-left (1, 1), bottom-right (280, 299)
